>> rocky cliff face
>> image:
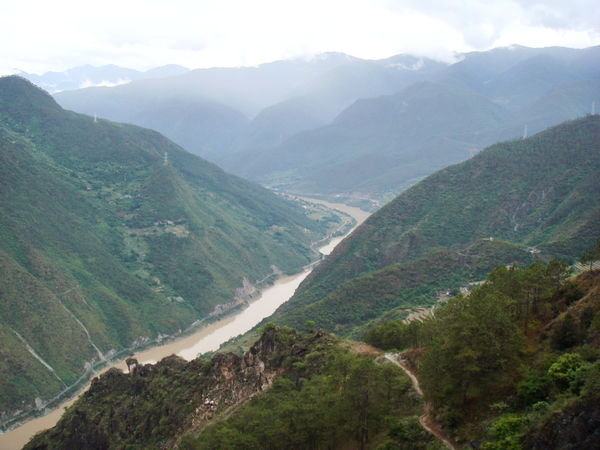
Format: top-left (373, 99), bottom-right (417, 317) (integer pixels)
top-left (25, 327), bottom-right (334, 449)
top-left (186, 332), bottom-right (286, 432)
top-left (523, 392), bottom-right (600, 450)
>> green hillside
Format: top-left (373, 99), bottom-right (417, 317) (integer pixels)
top-left (25, 326), bottom-right (434, 450)
top-left (366, 262), bottom-right (600, 448)
top-left (271, 116), bottom-right (600, 334)
top-left (0, 76), bottom-right (332, 428)
top-left (24, 268), bottom-right (600, 449)
top-left (17, 112), bottom-right (600, 450)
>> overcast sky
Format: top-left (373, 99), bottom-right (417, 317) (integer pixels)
top-left (2, 0), bottom-right (599, 75)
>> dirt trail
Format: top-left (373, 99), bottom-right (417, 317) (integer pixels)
top-left (384, 353), bottom-right (456, 450)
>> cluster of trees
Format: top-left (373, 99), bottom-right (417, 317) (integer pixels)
top-left (26, 326), bottom-right (440, 449)
top-left (580, 238), bottom-right (600, 270)
top-left (365, 258), bottom-right (600, 446)
top-left (366, 260), bottom-right (572, 353)
top-left (181, 346), bottom-right (436, 450)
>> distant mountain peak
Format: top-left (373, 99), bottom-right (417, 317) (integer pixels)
top-left (16, 64), bottom-right (190, 94)
top-left (502, 43), bottom-right (530, 51)
top-left (0, 75), bottom-right (62, 113)
top-left (310, 51), bottom-right (355, 60)
top-left (385, 57), bottom-right (425, 71)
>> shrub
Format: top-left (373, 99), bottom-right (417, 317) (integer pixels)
top-left (482, 414), bottom-right (528, 450)
top-left (516, 373), bottom-right (551, 407)
top-left (547, 353), bottom-right (585, 390)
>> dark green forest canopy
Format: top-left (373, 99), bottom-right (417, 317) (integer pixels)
top-left (366, 263), bottom-right (600, 449)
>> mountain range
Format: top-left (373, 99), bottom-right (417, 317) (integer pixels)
top-left (51, 46), bottom-right (600, 204)
top-left (222, 45), bottom-right (600, 202)
top-left (18, 64), bottom-right (189, 93)
top-left (22, 116), bottom-right (600, 450)
top-left (3, 44), bottom-right (600, 448)
top-left (270, 115), bottom-right (600, 335)
top-left (0, 76), bottom-right (333, 428)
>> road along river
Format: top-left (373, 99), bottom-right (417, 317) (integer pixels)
top-left (0, 198), bottom-right (370, 450)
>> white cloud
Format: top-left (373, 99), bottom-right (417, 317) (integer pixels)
top-left (515, 0), bottom-right (600, 31)
top-left (1, 0), bottom-right (599, 75)
top-left (77, 78), bottom-right (132, 89)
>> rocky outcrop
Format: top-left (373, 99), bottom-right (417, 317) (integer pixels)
top-left (189, 344), bottom-right (281, 429)
top-left (523, 392), bottom-right (600, 450)
top-left (25, 327), bottom-right (332, 450)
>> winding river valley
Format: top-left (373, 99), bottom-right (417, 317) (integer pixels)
top-left (0, 198), bottom-right (370, 450)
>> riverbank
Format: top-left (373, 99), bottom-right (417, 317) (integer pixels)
top-left (299, 197), bottom-right (370, 251)
top-left (0, 197), bottom-right (371, 450)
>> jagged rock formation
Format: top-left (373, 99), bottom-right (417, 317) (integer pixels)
top-left (25, 327), bottom-right (336, 449)
top-left (523, 392), bottom-right (600, 450)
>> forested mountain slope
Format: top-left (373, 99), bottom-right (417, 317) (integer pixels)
top-left (0, 76), bottom-right (330, 428)
top-left (228, 81), bottom-right (512, 197)
top-left (271, 116), bottom-right (600, 334)
top-left (25, 267), bottom-right (600, 450)
top-left (18, 113), bottom-right (600, 450)
top-left (26, 326), bottom-right (435, 450)
top-left (52, 46), bottom-right (599, 202)
top-left (366, 262), bottom-right (600, 449)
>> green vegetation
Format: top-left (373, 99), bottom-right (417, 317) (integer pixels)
top-left (24, 263), bottom-right (599, 450)
top-left (181, 349), bottom-right (424, 449)
top-left (272, 116), bottom-right (600, 337)
top-left (274, 240), bottom-right (536, 337)
top-left (25, 327), bottom-right (439, 449)
top-left (16, 108), bottom-right (600, 448)
top-left (365, 262), bottom-right (600, 448)
top-left (0, 76), bottom-right (334, 426)
top-left (580, 237), bottom-right (600, 270)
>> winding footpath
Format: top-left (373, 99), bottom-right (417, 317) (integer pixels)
top-left (384, 353), bottom-right (456, 450)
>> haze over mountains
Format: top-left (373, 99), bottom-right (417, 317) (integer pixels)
top-left (52, 45), bottom-right (600, 203)
top-left (18, 64), bottom-right (189, 93)
top-left (4, 0), bottom-right (600, 444)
